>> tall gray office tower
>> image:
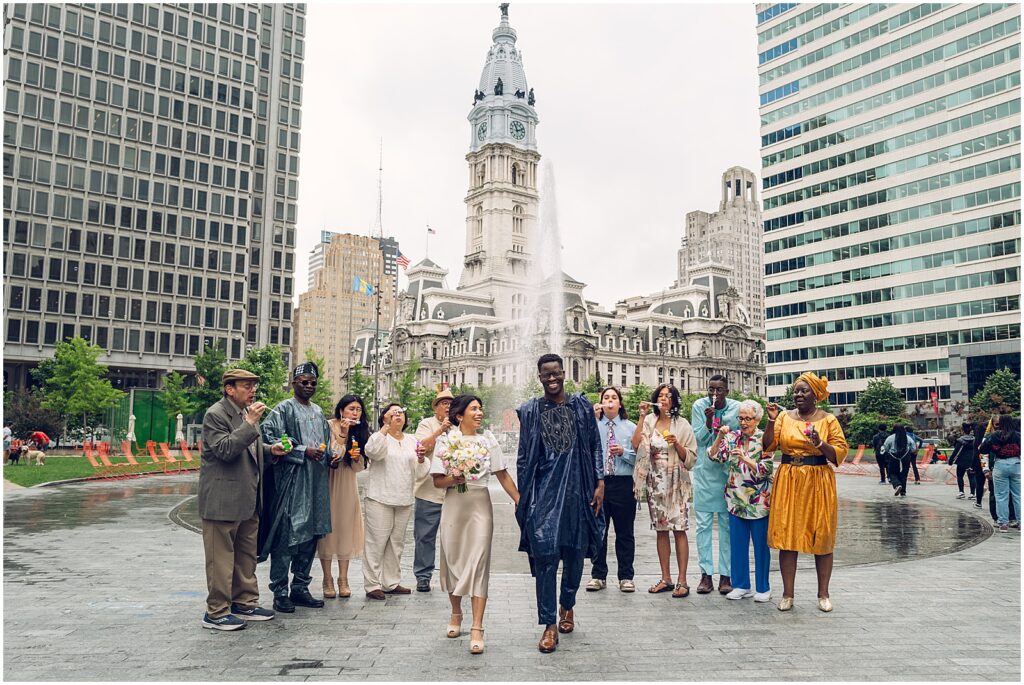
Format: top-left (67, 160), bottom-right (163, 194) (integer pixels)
top-left (3, 3), bottom-right (305, 389)
top-left (757, 3), bottom-right (1021, 410)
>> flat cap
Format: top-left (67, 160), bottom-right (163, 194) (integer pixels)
top-left (222, 368), bottom-right (260, 384)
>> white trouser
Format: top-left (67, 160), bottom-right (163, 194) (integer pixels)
top-left (362, 498), bottom-right (412, 592)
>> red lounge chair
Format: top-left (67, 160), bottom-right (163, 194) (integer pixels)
top-left (837, 445), bottom-right (868, 475)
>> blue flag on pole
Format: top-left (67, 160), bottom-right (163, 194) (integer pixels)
top-left (352, 276), bottom-right (374, 296)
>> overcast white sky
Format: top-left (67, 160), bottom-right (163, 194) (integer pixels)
top-left (295, 1), bottom-right (762, 308)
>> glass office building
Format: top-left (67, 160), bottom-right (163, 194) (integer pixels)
top-left (757, 3), bottom-right (1021, 409)
top-left (3, 3), bottom-right (305, 389)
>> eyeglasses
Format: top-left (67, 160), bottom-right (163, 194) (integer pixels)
top-left (235, 382), bottom-right (259, 390)
top-left (738, 416), bottom-right (757, 422)
top-left (708, 388), bottom-right (728, 395)
top-left (538, 372), bottom-right (563, 381)
top-left (296, 379), bottom-right (317, 386)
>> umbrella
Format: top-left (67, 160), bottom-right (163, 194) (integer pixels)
top-left (126, 414), bottom-right (137, 444)
top-left (175, 413), bottom-right (185, 443)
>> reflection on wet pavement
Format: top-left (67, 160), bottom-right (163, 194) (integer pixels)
top-left (167, 476), bottom-right (991, 573)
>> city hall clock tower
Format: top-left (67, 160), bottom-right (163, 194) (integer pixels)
top-left (458, 4), bottom-right (540, 319)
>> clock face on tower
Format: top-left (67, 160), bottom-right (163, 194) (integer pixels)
top-left (476, 122), bottom-right (488, 141)
top-left (510, 120), bottom-right (526, 140)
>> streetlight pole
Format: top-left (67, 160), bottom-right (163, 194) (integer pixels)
top-left (923, 375), bottom-right (941, 421)
top-left (372, 280), bottom-right (382, 424)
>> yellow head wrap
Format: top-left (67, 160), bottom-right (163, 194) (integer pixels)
top-left (795, 372), bottom-right (830, 402)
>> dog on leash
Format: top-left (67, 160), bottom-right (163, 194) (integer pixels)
top-left (18, 445), bottom-right (45, 466)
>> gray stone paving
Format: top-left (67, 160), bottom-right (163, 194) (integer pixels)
top-left (3, 470), bottom-right (1020, 681)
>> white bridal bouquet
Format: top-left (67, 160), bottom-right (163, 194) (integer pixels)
top-left (435, 430), bottom-right (490, 493)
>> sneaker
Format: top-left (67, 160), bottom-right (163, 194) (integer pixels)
top-left (202, 613), bottom-right (246, 631)
top-left (899, 492), bottom-right (907, 498)
top-left (725, 588), bottom-right (753, 600)
top-left (416, 578), bottom-right (431, 592)
top-left (619, 579), bottom-right (636, 593)
top-left (231, 604), bottom-right (274, 621)
top-left (914, 481), bottom-right (921, 485)
top-left (1011, 521), bottom-right (1020, 529)
top-left (585, 578), bottom-right (606, 592)
top-left (753, 591), bottom-right (772, 603)
top-left (956, 493), bottom-right (965, 500)
top-left (998, 524), bottom-right (1009, 533)
top-left (878, 480), bottom-right (886, 485)
top-left (974, 502), bottom-right (982, 509)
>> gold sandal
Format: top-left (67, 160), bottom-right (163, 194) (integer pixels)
top-left (469, 627), bottom-right (485, 654)
top-left (446, 613), bottom-right (463, 638)
top-left (337, 577), bottom-right (351, 598)
top-left (322, 577), bottom-right (336, 599)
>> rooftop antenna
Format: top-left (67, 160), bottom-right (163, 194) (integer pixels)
top-left (373, 139), bottom-right (384, 240)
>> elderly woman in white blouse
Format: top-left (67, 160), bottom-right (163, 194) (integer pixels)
top-left (362, 403), bottom-right (429, 600)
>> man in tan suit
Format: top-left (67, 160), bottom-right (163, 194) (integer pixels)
top-left (199, 369), bottom-right (284, 631)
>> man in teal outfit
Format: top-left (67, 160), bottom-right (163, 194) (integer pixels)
top-left (690, 374), bottom-right (740, 595)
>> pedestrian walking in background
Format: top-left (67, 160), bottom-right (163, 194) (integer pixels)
top-left (948, 422), bottom-right (979, 500)
top-left (763, 372), bottom-right (849, 613)
top-left (708, 400), bottom-right (774, 603)
top-left (198, 369), bottom-right (282, 631)
top-left (586, 386), bottom-right (638, 594)
top-left (431, 394), bottom-right (520, 655)
top-left (690, 375), bottom-right (739, 596)
top-left (317, 394), bottom-right (370, 599)
top-left (516, 353), bottom-right (605, 654)
top-left (884, 426), bottom-right (918, 498)
top-left (259, 362), bottom-right (333, 613)
top-left (412, 388), bottom-right (455, 592)
top-left (3, 424), bottom-right (12, 464)
top-left (981, 415), bottom-right (1021, 532)
top-left (871, 423), bottom-right (889, 485)
top-left (633, 384), bottom-right (697, 599)
top-left (362, 403), bottom-right (429, 599)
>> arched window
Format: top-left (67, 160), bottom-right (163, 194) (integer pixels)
top-left (573, 316), bottom-right (580, 332)
top-left (572, 359), bottom-right (579, 382)
top-left (511, 164), bottom-right (519, 185)
top-left (474, 205), bottom-right (483, 238)
top-left (512, 204), bottom-right (523, 234)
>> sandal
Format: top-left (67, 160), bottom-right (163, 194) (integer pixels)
top-left (322, 577), bottom-right (336, 599)
top-left (672, 582), bottom-right (690, 598)
top-left (446, 612), bottom-right (463, 638)
top-left (338, 577), bottom-right (351, 599)
top-left (648, 578), bottom-right (673, 594)
top-left (469, 627), bottom-right (485, 654)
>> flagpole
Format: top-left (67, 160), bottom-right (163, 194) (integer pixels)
top-left (346, 288), bottom-right (354, 390)
top-left (372, 280), bottom-right (382, 424)
top-left (425, 224), bottom-right (430, 258)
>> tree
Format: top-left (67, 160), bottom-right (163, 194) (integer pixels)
top-left (237, 345), bottom-right (291, 408)
top-left (346, 363), bottom-right (375, 405)
top-left (191, 345), bottom-right (227, 415)
top-left (393, 359), bottom-right (434, 428)
top-left (31, 337), bottom-right (125, 441)
top-left (159, 371), bottom-right (194, 440)
top-left (846, 411), bottom-right (912, 447)
top-left (3, 388), bottom-right (63, 440)
top-left (623, 383), bottom-right (653, 423)
top-left (970, 367), bottom-right (1020, 414)
top-left (855, 378), bottom-right (905, 416)
top-left (303, 347), bottom-right (334, 415)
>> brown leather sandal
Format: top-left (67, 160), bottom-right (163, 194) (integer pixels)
top-left (672, 582), bottom-right (690, 598)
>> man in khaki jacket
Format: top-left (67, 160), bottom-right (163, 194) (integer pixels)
top-left (411, 388), bottom-right (454, 592)
top-left (199, 369), bottom-right (284, 630)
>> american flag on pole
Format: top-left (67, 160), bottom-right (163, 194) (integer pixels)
top-left (396, 251), bottom-right (410, 270)
top-left (426, 226), bottom-right (436, 235)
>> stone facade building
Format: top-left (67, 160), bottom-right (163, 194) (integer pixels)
top-left (351, 6), bottom-right (765, 409)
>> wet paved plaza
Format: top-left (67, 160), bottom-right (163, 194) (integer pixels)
top-left (3, 469), bottom-right (1020, 681)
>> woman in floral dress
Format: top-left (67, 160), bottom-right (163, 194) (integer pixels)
top-left (632, 384), bottom-right (697, 598)
top-left (709, 400), bottom-right (774, 603)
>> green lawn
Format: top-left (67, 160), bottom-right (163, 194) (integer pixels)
top-left (3, 455), bottom-right (194, 488)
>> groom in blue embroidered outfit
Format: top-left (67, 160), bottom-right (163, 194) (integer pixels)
top-left (516, 353), bottom-right (605, 653)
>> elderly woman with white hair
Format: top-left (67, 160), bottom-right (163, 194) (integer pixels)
top-left (708, 400), bottom-right (774, 602)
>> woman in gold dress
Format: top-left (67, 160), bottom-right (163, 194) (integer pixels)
top-left (763, 372), bottom-right (848, 613)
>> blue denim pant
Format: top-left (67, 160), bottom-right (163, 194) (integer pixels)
top-left (993, 457), bottom-right (1022, 526)
top-left (533, 548), bottom-right (585, 626)
top-left (413, 498), bottom-right (443, 582)
top-left (728, 513), bottom-right (770, 593)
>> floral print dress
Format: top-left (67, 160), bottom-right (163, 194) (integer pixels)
top-left (709, 428), bottom-right (773, 520)
top-left (633, 415), bottom-right (696, 533)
